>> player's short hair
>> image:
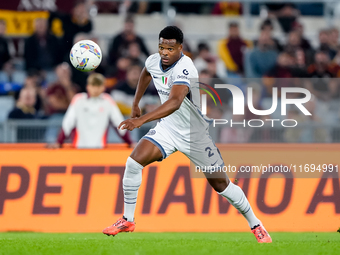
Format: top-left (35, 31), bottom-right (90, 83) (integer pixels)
top-left (159, 26), bottom-right (183, 44)
top-left (87, 73), bottom-right (105, 86)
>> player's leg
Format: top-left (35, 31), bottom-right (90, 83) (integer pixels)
top-left (102, 140), bottom-right (162, 236)
top-left (186, 135), bottom-right (271, 242)
top-left (103, 123), bottom-right (175, 236)
top-left (204, 169), bottom-right (261, 226)
top-left (206, 170), bottom-right (271, 243)
top-left (122, 139), bottom-right (163, 223)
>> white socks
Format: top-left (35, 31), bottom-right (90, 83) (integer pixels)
top-left (218, 182), bottom-right (261, 228)
top-left (122, 157), bottom-right (260, 228)
top-left (123, 157), bottom-right (143, 222)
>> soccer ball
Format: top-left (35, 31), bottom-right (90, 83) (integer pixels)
top-left (70, 40), bottom-right (102, 72)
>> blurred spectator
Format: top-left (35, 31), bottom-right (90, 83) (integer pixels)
top-left (24, 18), bottom-right (62, 71)
top-left (106, 56), bottom-right (135, 91)
top-left (263, 52), bottom-right (295, 98)
top-left (306, 51), bottom-right (339, 101)
top-left (285, 30), bottom-right (302, 52)
top-left (218, 21), bottom-right (252, 76)
top-left (182, 40), bottom-right (193, 59)
top-left (266, 52), bottom-right (294, 78)
top-left (247, 30), bottom-right (278, 78)
top-left (173, 23), bottom-right (193, 59)
top-left (111, 64), bottom-right (157, 116)
top-left (266, 3), bottom-right (298, 33)
top-left (0, 19), bottom-right (10, 70)
top-left (318, 29), bottom-right (337, 60)
top-left (194, 42), bottom-right (227, 80)
top-left (254, 19), bottom-right (283, 52)
top-left (62, 0), bottom-right (93, 57)
top-left (127, 42), bottom-right (145, 66)
top-left (212, 2), bottom-right (242, 15)
top-left (288, 24), bottom-right (314, 66)
top-left (108, 15), bottom-right (149, 66)
top-left (307, 51), bottom-right (336, 78)
top-left (119, 0), bottom-right (149, 14)
top-left (290, 48), bottom-right (309, 77)
top-left (21, 72), bottom-right (46, 114)
top-left (49, 73), bottom-right (132, 149)
top-left (291, 22), bottom-right (312, 52)
top-left (8, 88), bottom-right (36, 119)
top-left (194, 42), bottom-right (211, 73)
top-left (266, 48), bottom-right (309, 79)
top-left (95, 1), bottom-right (120, 14)
top-left (206, 59), bottom-right (219, 79)
top-left (8, 87), bottom-right (46, 142)
top-left (329, 27), bottom-right (340, 55)
top-left (0, 61), bottom-right (26, 95)
top-left (45, 63), bottom-right (80, 116)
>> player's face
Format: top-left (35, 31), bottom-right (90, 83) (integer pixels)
top-left (86, 84), bottom-right (105, 97)
top-left (158, 37), bottom-right (183, 67)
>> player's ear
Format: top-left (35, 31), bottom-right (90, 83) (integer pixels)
top-left (100, 85), bottom-right (105, 93)
top-left (178, 44), bottom-right (183, 51)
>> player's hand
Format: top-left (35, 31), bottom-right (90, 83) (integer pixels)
top-left (118, 118), bottom-right (144, 131)
top-left (46, 143), bottom-right (61, 149)
top-left (131, 105), bottom-right (141, 118)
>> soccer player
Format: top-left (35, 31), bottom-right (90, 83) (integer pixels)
top-left (49, 73), bottom-right (132, 148)
top-left (103, 26), bottom-right (272, 243)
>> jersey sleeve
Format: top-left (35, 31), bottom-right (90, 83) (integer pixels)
top-left (62, 96), bottom-right (78, 136)
top-left (106, 95), bottom-right (127, 137)
top-left (172, 58), bottom-right (198, 91)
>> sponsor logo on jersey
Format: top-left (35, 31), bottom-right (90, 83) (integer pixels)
top-left (157, 89), bottom-right (170, 96)
top-left (183, 69), bottom-right (189, 75)
top-left (177, 75), bottom-right (189, 80)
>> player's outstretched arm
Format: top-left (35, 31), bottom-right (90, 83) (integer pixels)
top-left (132, 67), bottom-right (152, 118)
top-left (119, 85), bottom-right (188, 131)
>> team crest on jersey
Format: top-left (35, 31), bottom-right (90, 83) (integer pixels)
top-left (147, 130), bottom-right (156, 135)
top-left (162, 76), bottom-right (173, 88)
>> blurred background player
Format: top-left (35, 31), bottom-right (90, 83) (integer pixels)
top-left (48, 73), bottom-right (132, 148)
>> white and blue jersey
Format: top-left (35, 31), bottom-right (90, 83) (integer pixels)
top-left (143, 53), bottom-right (224, 168)
top-left (145, 53), bottom-right (210, 139)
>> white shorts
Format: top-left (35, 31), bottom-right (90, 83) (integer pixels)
top-left (142, 121), bottom-right (224, 168)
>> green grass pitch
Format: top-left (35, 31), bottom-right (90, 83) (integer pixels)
top-left (0, 232), bottom-right (339, 255)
